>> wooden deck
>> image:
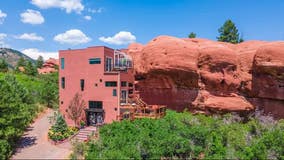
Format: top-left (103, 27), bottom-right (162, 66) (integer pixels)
top-left (118, 104), bottom-right (167, 121)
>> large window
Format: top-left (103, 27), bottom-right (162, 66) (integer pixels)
top-left (61, 58), bottom-right (65, 69)
top-left (105, 57), bottom-right (112, 72)
top-left (80, 79), bottom-right (84, 91)
top-left (89, 58), bottom-right (101, 64)
top-left (105, 81), bottom-right (117, 87)
top-left (89, 101), bottom-right (103, 109)
top-left (61, 77), bottom-right (65, 89)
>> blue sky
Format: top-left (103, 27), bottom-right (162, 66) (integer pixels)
top-left (0, 0), bottom-right (284, 59)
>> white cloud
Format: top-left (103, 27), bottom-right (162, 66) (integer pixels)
top-left (20, 9), bottom-right (44, 25)
top-left (87, 8), bottom-right (103, 14)
top-left (15, 33), bottom-right (44, 41)
top-left (0, 33), bottom-right (7, 40)
top-left (84, 15), bottom-right (91, 20)
top-left (0, 33), bottom-right (9, 48)
top-left (0, 10), bottom-right (7, 24)
top-left (31, 0), bottom-right (84, 14)
top-left (54, 29), bottom-right (91, 45)
top-left (22, 48), bottom-right (58, 60)
top-left (99, 31), bottom-right (136, 45)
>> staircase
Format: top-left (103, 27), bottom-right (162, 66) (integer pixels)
top-left (72, 126), bottom-right (96, 142)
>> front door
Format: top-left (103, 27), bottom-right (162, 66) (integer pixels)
top-left (88, 111), bottom-right (104, 126)
top-left (88, 112), bottom-right (97, 126)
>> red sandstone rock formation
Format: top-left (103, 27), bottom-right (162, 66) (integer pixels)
top-left (128, 36), bottom-right (284, 117)
top-left (38, 58), bottom-right (59, 74)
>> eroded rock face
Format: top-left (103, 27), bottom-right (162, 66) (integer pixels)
top-left (38, 58), bottom-right (59, 74)
top-left (252, 42), bottom-right (284, 100)
top-left (128, 36), bottom-right (284, 117)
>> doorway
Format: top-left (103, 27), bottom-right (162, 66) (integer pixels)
top-left (86, 109), bottom-right (104, 126)
top-left (121, 90), bottom-right (127, 104)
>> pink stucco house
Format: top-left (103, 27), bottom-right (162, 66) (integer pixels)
top-left (59, 46), bottom-right (135, 126)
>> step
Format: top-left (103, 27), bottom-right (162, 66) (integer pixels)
top-left (79, 130), bottom-right (93, 134)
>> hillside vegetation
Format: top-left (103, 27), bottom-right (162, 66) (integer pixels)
top-left (0, 48), bottom-right (35, 68)
top-left (0, 72), bottom-right (58, 159)
top-left (86, 111), bottom-right (284, 159)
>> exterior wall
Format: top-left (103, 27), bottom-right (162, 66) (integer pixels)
top-left (59, 46), bottom-right (131, 126)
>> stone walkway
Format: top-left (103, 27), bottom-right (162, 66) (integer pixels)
top-left (12, 109), bottom-right (73, 159)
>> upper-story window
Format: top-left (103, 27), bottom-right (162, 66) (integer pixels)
top-left (113, 89), bottom-right (117, 96)
top-left (114, 51), bottom-right (132, 69)
top-left (61, 77), bottom-right (65, 89)
top-left (105, 57), bottom-right (112, 72)
top-left (80, 79), bottom-right (84, 91)
top-left (105, 81), bottom-right (117, 87)
top-left (61, 58), bottom-right (65, 69)
top-left (121, 81), bottom-right (127, 87)
top-left (89, 58), bottom-right (101, 64)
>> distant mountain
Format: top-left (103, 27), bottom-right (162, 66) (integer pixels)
top-left (0, 48), bottom-right (35, 68)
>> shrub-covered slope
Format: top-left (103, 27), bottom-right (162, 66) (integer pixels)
top-left (87, 111), bottom-right (284, 159)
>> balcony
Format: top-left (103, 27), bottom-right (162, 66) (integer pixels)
top-left (113, 50), bottom-right (133, 71)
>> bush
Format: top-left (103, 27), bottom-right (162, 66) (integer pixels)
top-left (48, 114), bottom-right (78, 141)
top-left (0, 72), bottom-right (59, 159)
top-left (86, 111), bottom-right (284, 159)
top-left (0, 74), bottom-right (39, 159)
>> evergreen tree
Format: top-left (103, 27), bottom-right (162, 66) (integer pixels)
top-left (51, 114), bottom-right (68, 133)
top-left (15, 57), bottom-right (26, 72)
top-left (188, 32), bottom-right (197, 38)
top-left (0, 74), bottom-right (35, 159)
top-left (40, 73), bottom-right (58, 108)
top-left (0, 59), bottom-right (8, 72)
top-left (217, 19), bottom-right (243, 44)
top-left (24, 61), bottom-right (38, 76)
top-left (36, 56), bottom-right (44, 68)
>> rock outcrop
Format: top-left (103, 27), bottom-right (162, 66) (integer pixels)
top-left (127, 36), bottom-right (284, 117)
top-left (38, 58), bottom-right (59, 74)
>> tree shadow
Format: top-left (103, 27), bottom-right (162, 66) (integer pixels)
top-left (17, 136), bottom-right (37, 149)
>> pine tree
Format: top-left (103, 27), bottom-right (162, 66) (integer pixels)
top-left (0, 59), bottom-right (8, 72)
top-left (217, 19), bottom-right (243, 44)
top-left (15, 57), bottom-right (26, 72)
top-left (36, 56), bottom-right (44, 68)
top-left (24, 61), bottom-right (38, 76)
top-left (188, 32), bottom-right (196, 38)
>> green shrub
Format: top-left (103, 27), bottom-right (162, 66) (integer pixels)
top-left (86, 111), bottom-right (284, 159)
top-left (48, 114), bottom-right (78, 141)
top-left (0, 72), bottom-right (58, 159)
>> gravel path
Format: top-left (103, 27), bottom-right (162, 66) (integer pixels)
top-left (12, 109), bottom-right (72, 159)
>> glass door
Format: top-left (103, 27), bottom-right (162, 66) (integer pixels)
top-left (121, 90), bottom-right (127, 104)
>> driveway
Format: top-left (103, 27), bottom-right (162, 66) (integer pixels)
top-left (12, 109), bottom-right (72, 159)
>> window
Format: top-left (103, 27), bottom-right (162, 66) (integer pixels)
top-left (89, 101), bottom-right (103, 109)
top-left (121, 81), bottom-right (127, 87)
top-left (89, 58), bottom-right (101, 64)
top-left (105, 81), bottom-right (117, 87)
top-left (61, 77), bottom-right (65, 89)
top-left (80, 79), bottom-right (84, 91)
top-left (113, 89), bottom-right (117, 96)
top-left (61, 58), bottom-right (65, 69)
top-left (105, 57), bottom-right (112, 72)
top-left (128, 89), bottom-right (133, 94)
top-left (129, 83), bottom-right (133, 87)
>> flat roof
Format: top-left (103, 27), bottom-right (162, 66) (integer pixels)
top-left (59, 46), bottom-right (114, 52)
